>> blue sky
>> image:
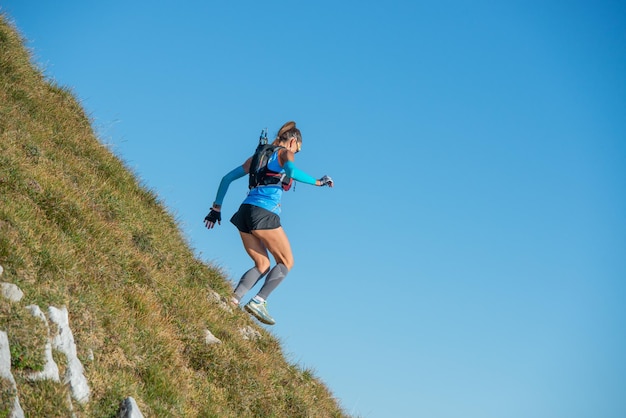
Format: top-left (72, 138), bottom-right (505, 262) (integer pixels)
top-left (3, 1), bottom-right (625, 417)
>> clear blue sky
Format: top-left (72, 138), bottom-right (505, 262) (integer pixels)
top-left (3, 1), bottom-right (625, 417)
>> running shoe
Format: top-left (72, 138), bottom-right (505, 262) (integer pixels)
top-left (245, 299), bottom-right (275, 325)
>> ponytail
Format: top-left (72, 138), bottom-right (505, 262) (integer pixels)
top-left (273, 121), bottom-right (302, 145)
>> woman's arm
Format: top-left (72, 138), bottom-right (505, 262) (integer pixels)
top-left (283, 161), bottom-right (318, 185)
top-left (278, 149), bottom-right (330, 186)
top-left (212, 158), bottom-right (251, 208)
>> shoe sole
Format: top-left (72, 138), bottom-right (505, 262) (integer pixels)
top-left (245, 305), bottom-right (275, 325)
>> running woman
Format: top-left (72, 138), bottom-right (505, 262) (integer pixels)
top-left (204, 121), bottom-right (333, 325)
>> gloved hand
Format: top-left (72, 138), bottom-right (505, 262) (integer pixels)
top-left (204, 209), bottom-right (221, 229)
top-left (318, 175), bottom-right (334, 187)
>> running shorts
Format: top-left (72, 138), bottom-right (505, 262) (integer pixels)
top-left (230, 203), bottom-right (281, 233)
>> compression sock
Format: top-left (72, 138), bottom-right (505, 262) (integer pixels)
top-left (234, 267), bottom-right (269, 300)
top-left (257, 263), bottom-right (289, 300)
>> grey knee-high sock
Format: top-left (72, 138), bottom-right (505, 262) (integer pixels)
top-left (234, 267), bottom-right (269, 300)
top-left (257, 264), bottom-right (288, 300)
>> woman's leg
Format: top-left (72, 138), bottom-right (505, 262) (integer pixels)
top-left (252, 227), bottom-right (293, 270)
top-left (251, 227), bottom-right (293, 300)
top-left (234, 232), bottom-right (271, 302)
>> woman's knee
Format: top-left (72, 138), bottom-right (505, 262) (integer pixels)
top-left (255, 257), bottom-right (271, 273)
top-left (280, 255), bottom-right (294, 271)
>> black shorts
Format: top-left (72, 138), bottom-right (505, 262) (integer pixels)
top-left (230, 204), bottom-right (281, 233)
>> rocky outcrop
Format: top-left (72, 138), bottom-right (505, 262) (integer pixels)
top-left (48, 306), bottom-right (90, 404)
top-left (1, 282), bottom-right (23, 303)
top-left (0, 263), bottom-right (117, 415)
top-left (25, 305), bottom-right (60, 382)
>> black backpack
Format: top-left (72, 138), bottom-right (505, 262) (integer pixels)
top-left (248, 129), bottom-right (293, 191)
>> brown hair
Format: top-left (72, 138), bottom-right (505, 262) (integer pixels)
top-left (272, 121), bottom-right (302, 145)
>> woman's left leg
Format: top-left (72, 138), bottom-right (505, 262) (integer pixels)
top-left (252, 227), bottom-right (294, 299)
top-left (243, 227), bottom-right (294, 325)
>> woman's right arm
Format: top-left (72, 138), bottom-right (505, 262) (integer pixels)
top-left (205, 158), bottom-right (252, 229)
top-left (212, 157), bottom-right (252, 210)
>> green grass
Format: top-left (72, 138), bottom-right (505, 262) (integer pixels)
top-left (1, 304), bottom-right (47, 373)
top-left (0, 14), bottom-right (348, 417)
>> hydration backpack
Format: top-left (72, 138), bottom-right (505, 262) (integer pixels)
top-left (248, 129), bottom-right (293, 191)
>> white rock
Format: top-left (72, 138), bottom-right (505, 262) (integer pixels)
top-left (207, 290), bottom-right (233, 312)
top-left (0, 331), bottom-right (25, 418)
top-left (11, 396), bottom-right (24, 418)
top-left (48, 306), bottom-right (90, 404)
top-left (0, 332), bottom-right (16, 384)
top-left (1, 282), bottom-right (24, 302)
top-left (26, 305), bottom-right (60, 382)
top-left (239, 326), bottom-right (261, 341)
top-left (204, 329), bottom-right (222, 345)
top-left (118, 397), bottom-right (144, 418)
top-left (0, 264), bottom-right (3, 276)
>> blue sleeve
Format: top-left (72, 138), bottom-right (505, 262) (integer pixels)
top-left (283, 160), bottom-right (317, 185)
top-left (214, 165), bottom-right (246, 205)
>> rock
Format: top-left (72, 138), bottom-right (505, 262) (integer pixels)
top-left (0, 331), bottom-right (25, 418)
top-left (1, 282), bottom-right (24, 302)
top-left (204, 329), bottom-right (221, 345)
top-left (239, 326), bottom-right (261, 341)
top-left (118, 397), bottom-right (144, 418)
top-left (26, 179), bottom-right (42, 194)
top-left (26, 305), bottom-right (60, 382)
top-left (207, 290), bottom-right (233, 312)
top-left (0, 264), bottom-right (3, 276)
top-left (48, 306), bottom-right (91, 404)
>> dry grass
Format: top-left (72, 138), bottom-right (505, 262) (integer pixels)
top-left (0, 15), bottom-right (348, 417)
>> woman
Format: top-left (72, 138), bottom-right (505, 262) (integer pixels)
top-left (204, 121), bottom-right (333, 325)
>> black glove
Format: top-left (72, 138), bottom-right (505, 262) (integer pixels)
top-left (204, 209), bottom-right (222, 229)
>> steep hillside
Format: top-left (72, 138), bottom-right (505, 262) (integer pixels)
top-left (0, 15), bottom-right (347, 417)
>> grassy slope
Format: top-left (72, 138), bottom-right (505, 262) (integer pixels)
top-left (0, 15), bottom-right (347, 417)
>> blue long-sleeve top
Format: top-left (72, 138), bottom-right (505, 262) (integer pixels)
top-left (214, 149), bottom-right (316, 214)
